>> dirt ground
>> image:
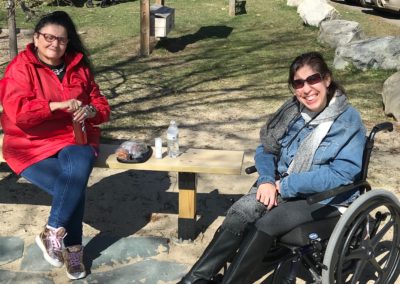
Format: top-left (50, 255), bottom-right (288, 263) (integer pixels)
top-left (1, 30), bottom-right (400, 284)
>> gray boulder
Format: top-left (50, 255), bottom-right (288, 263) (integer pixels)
top-left (333, 36), bottom-right (400, 71)
top-left (318, 20), bottom-right (364, 48)
top-left (382, 72), bottom-right (400, 121)
top-left (297, 0), bottom-right (340, 27)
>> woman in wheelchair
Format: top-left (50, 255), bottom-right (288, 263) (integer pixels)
top-left (179, 51), bottom-right (367, 284)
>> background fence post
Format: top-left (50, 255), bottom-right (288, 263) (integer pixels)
top-left (140, 0), bottom-right (150, 56)
top-left (229, 0), bottom-right (236, 16)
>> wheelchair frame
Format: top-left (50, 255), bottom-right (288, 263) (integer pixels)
top-left (246, 122), bottom-right (400, 284)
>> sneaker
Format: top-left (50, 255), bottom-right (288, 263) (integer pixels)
top-left (35, 226), bottom-right (66, 267)
top-left (63, 245), bottom-right (86, 280)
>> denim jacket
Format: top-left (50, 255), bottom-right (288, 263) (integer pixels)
top-left (254, 105), bottom-right (366, 205)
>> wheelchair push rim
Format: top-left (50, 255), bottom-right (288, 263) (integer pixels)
top-left (322, 190), bottom-right (400, 284)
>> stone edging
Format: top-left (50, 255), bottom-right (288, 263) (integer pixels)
top-left (0, 28), bottom-right (34, 37)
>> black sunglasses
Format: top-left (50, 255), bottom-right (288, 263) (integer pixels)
top-left (292, 73), bottom-right (322, 89)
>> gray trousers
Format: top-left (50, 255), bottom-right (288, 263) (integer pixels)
top-left (222, 187), bottom-right (340, 237)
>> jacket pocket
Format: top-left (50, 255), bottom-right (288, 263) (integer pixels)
top-left (313, 140), bottom-right (340, 165)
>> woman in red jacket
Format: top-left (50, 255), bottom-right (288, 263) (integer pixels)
top-left (0, 11), bottom-right (110, 280)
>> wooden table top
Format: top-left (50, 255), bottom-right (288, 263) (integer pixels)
top-left (99, 144), bottom-right (244, 175)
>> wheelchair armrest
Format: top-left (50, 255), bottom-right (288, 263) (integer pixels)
top-left (306, 180), bottom-right (370, 205)
top-left (245, 165), bottom-right (371, 205)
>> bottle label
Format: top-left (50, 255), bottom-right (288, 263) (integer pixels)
top-left (167, 133), bottom-right (178, 140)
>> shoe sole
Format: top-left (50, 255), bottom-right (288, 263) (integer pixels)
top-left (35, 235), bottom-right (64, 268)
top-left (66, 270), bottom-right (86, 280)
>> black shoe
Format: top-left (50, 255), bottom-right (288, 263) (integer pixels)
top-left (179, 227), bottom-right (244, 284)
top-left (221, 228), bottom-right (274, 283)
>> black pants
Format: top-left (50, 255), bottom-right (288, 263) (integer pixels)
top-left (222, 187), bottom-right (341, 237)
top-left (255, 198), bottom-right (340, 236)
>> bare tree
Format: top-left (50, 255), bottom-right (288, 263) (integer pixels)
top-left (20, 1), bottom-right (36, 21)
top-left (7, 0), bottom-right (18, 60)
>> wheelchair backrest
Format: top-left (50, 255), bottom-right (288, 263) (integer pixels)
top-left (360, 122), bottom-right (393, 182)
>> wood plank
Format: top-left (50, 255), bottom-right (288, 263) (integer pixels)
top-left (105, 147), bottom-right (244, 175)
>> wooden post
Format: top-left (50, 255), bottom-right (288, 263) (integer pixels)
top-left (7, 0), bottom-right (18, 60)
top-left (178, 172), bottom-right (197, 240)
top-left (140, 0), bottom-right (150, 56)
top-left (229, 0), bottom-right (246, 16)
top-left (229, 0), bottom-right (236, 16)
top-left (155, 0), bottom-right (164, 5)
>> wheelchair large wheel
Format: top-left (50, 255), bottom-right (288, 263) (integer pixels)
top-left (322, 190), bottom-right (400, 283)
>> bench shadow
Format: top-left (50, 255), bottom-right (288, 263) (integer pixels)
top-left (155, 25), bottom-right (233, 53)
top-left (0, 164), bottom-right (244, 274)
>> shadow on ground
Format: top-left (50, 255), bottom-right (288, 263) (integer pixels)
top-left (156, 25), bottom-right (233, 53)
top-left (0, 163), bottom-right (243, 274)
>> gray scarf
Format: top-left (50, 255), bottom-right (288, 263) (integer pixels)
top-left (260, 91), bottom-right (349, 173)
top-left (260, 97), bottom-right (300, 155)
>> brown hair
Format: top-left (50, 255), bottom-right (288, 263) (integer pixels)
top-left (288, 52), bottom-right (344, 101)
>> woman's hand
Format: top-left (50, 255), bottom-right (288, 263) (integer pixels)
top-left (73, 105), bottom-right (96, 123)
top-left (256, 183), bottom-right (278, 210)
top-left (50, 99), bottom-right (82, 113)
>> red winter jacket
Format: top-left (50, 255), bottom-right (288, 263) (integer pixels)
top-left (0, 43), bottom-right (110, 174)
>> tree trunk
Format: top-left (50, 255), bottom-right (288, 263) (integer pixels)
top-left (7, 0), bottom-right (18, 60)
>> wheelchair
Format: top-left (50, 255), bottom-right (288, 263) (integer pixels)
top-left (244, 122), bottom-right (400, 283)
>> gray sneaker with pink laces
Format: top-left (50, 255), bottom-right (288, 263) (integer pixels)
top-left (63, 245), bottom-right (86, 280)
top-left (35, 226), bottom-right (66, 267)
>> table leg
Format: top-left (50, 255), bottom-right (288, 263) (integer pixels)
top-left (178, 172), bottom-right (197, 240)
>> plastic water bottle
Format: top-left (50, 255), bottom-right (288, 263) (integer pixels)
top-left (167, 120), bottom-right (179, 158)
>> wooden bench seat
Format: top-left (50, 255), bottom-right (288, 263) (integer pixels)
top-left (0, 136), bottom-right (244, 240)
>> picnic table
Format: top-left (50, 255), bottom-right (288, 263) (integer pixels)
top-left (0, 138), bottom-right (244, 240)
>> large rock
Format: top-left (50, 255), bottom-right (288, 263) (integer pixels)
top-left (333, 36), bottom-right (400, 70)
top-left (287, 0), bottom-right (303, 7)
top-left (318, 20), bottom-right (364, 48)
top-left (297, 0), bottom-right (340, 27)
top-left (382, 71), bottom-right (400, 121)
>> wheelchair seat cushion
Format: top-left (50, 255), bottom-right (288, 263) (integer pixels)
top-left (278, 216), bottom-right (340, 247)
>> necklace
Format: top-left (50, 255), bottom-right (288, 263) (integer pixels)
top-left (51, 63), bottom-right (65, 76)
top-left (35, 51), bottom-right (66, 76)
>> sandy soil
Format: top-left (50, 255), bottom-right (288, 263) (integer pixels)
top-left (1, 30), bottom-right (400, 284)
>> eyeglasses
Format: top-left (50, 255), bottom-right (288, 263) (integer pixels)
top-left (292, 73), bottom-right (323, 89)
top-left (37, 32), bottom-right (69, 45)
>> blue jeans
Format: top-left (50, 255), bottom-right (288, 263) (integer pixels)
top-left (21, 145), bottom-right (96, 246)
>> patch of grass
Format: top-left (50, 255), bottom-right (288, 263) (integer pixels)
top-left (1, 0), bottom-right (397, 145)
